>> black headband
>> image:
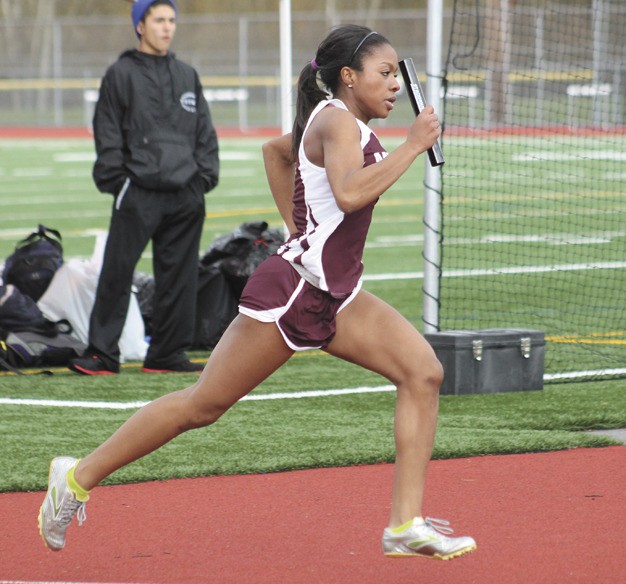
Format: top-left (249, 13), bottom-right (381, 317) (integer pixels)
top-left (348, 31), bottom-right (378, 65)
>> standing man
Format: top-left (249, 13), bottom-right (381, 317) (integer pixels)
top-left (69, 0), bottom-right (219, 375)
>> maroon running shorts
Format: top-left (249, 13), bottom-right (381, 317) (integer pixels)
top-left (238, 255), bottom-right (360, 351)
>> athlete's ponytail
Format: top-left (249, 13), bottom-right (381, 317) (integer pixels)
top-left (291, 63), bottom-right (328, 159)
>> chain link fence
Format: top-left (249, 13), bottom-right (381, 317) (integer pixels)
top-left (0, 9), bottom-right (429, 129)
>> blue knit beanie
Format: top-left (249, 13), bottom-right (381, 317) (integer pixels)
top-left (132, 0), bottom-right (178, 39)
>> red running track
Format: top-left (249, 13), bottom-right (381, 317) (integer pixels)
top-left (1, 446), bottom-right (624, 584)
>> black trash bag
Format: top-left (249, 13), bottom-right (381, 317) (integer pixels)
top-left (192, 264), bottom-right (239, 350)
top-left (133, 266), bottom-right (238, 350)
top-left (200, 221), bottom-right (285, 298)
top-left (132, 272), bottom-right (156, 336)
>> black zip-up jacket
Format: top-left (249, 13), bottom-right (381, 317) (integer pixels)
top-left (92, 49), bottom-right (219, 194)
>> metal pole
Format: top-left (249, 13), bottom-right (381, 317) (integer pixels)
top-left (535, 6), bottom-right (545, 127)
top-left (238, 16), bottom-right (249, 132)
top-left (502, 0), bottom-right (512, 125)
top-left (279, 0), bottom-right (293, 134)
top-left (52, 20), bottom-right (63, 126)
top-left (592, 0), bottom-right (606, 127)
top-left (422, 0), bottom-right (444, 333)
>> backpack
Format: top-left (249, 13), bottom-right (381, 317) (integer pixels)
top-left (3, 225), bottom-right (64, 301)
top-left (3, 326), bottom-right (86, 370)
top-left (0, 284), bottom-right (57, 337)
top-left (0, 340), bottom-right (21, 374)
top-left (0, 284), bottom-right (86, 371)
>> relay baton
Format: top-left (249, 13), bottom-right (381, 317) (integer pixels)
top-left (398, 58), bottom-right (445, 167)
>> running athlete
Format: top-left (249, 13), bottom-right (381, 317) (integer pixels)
top-left (39, 24), bottom-right (476, 560)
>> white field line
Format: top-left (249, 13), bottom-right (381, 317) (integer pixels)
top-left (0, 386), bottom-right (396, 410)
top-left (0, 232), bottom-right (624, 290)
top-left (1, 370), bottom-right (624, 410)
top-left (0, 256), bottom-right (624, 282)
top-left (50, 151), bottom-right (258, 163)
top-left (1, 151), bottom-right (259, 176)
top-left (544, 368), bottom-right (626, 381)
top-left (368, 231), bottom-right (626, 248)
top-left (2, 226), bottom-right (624, 247)
top-left (513, 151), bottom-right (626, 162)
top-left (362, 261), bottom-right (626, 281)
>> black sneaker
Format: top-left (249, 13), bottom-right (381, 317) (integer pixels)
top-left (69, 354), bottom-right (119, 376)
top-left (141, 359), bottom-right (204, 374)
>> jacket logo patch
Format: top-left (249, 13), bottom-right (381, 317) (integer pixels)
top-left (180, 91), bottom-right (197, 113)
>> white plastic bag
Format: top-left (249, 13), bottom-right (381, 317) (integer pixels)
top-left (37, 232), bottom-right (148, 362)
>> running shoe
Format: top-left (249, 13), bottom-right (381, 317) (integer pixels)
top-left (38, 456), bottom-right (88, 551)
top-left (382, 516), bottom-right (476, 560)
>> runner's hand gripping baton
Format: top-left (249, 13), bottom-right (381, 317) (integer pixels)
top-left (399, 58), bottom-right (445, 167)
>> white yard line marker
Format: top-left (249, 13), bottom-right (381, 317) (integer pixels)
top-left (362, 261), bottom-right (626, 281)
top-left (1, 370), bottom-right (624, 410)
top-left (0, 386), bottom-right (396, 410)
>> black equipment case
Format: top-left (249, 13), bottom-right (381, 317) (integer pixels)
top-left (425, 328), bottom-right (546, 395)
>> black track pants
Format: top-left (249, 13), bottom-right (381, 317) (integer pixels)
top-left (88, 179), bottom-right (205, 368)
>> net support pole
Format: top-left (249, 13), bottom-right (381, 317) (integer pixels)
top-left (592, 0), bottom-right (607, 128)
top-left (279, 0), bottom-right (293, 135)
top-left (422, 0), bottom-right (444, 333)
top-left (279, 0), bottom-right (293, 239)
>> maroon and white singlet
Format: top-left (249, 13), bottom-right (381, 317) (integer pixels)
top-left (239, 99), bottom-right (388, 350)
